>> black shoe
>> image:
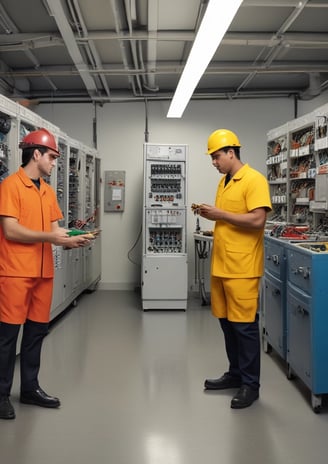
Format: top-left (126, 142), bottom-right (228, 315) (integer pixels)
top-left (204, 372), bottom-right (241, 390)
top-left (0, 396), bottom-right (16, 420)
top-left (231, 385), bottom-right (259, 409)
top-left (20, 387), bottom-right (60, 408)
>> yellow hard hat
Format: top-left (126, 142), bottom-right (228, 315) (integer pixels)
top-left (207, 129), bottom-right (241, 155)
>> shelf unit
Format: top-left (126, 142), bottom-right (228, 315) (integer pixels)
top-left (266, 124), bottom-right (289, 222)
top-left (267, 103), bottom-right (328, 233)
top-left (263, 102), bottom-right (328, 413)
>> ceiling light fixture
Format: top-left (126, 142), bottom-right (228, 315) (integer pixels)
top-left (167, 0), bottom-right (243, 118)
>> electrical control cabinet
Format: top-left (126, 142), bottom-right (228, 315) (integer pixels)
top-left (104, 170), bottom-right (125, 212)
top-left (68, 140), bottom-right (82, 227)
top-left (56, 135), bottom-right (69, 226)
top-left (0, 94), bottom-right (101, 327)
top-left (142, 143), bottom-right (188, 310)
top-left (144, 209), bottom-right (186, 254)
top-left (0, 106), bottom-right (17, 183)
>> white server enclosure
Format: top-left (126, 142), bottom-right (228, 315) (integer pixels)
top-left (142, 143), bottom-right (188, 310)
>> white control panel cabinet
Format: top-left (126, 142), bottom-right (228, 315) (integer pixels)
top-left (142, 143), bottom-right (188, 310)
top-left (0, 94), bottom-right (101, 323)
top-left (51, 137), bottom-right (101, 319)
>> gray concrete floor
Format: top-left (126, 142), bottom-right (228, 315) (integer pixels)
top-left (1, 290), bottom-right (327, 464)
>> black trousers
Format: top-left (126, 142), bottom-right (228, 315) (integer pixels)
top-left (0, 319), bottom-right (49, 396)
top-left (219, 314), bottom-right (260, 390)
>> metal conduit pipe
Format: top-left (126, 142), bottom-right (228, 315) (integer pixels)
top-left (69, 0), bottom-right (111, 98)
top-left (123, 0), bottom-right (144, 95)
top-left (110, 0), bottom-right (142, 97)
top-left (235, 0), bottom-right (310, 96)
top-left (300, 72), bottom-right (323, 100)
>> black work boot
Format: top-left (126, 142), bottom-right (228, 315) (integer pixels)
top-left (0, 395), bottom-right (15, 420)
top-left (204, 372), bottom-right (241, 390)
top-left (231, 385), bottom-right (259, 409)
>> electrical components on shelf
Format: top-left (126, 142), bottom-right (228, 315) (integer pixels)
top-left (266, 103), bottom-right (328, 234)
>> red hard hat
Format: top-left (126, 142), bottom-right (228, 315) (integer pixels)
top-left (19, 128), bottom-right (60, 155)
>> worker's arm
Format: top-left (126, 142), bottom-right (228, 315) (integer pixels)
top-left (198, 204), bottom-right (267, 230)
top-left (0, 217), bottom-right (91, 248)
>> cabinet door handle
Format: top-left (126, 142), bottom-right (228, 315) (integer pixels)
top-left (292, 266), bottom-right (310, 279)
top-left (297, 305), bottom-right (306, 316)
top-left (266, 254), bottom-right (280, 265)
top-left (272, 254), bottom-right (280, 265)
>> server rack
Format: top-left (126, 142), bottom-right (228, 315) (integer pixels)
top-left (141, 143), bottom-right (188, 310)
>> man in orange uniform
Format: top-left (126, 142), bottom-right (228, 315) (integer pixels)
top-left (198, 129), bottom-right (271, 409)
top-left (0, 128), bottom-right (92, 420)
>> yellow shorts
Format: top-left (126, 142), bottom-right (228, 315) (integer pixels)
top-left (210, 276), bottom-right (260, 322)
top-left (0, 276), bottom-right (53, 324)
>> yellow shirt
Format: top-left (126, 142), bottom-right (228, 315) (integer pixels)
top-left (211, 164), bottom-right (272, 278)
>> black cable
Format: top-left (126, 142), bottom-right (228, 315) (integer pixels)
top-left (127, 225), bottom-right (142, 266)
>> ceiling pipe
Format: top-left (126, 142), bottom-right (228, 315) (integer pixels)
top-left (0, 3), bottom-right (57, 93)
top-left (3, 61), bottom-right (328, 78)
top-left (1, 31), bottom-right (328, 51)
top-left (234, 0), bottom-right (309, 96)
top-left (123, 0), bottom-right (145, 94)
top-left (143, 0), bottom-right (159, 92)
top-left (69, 0), bottom-right (111, 98)
top-left (110, 0), bottom-right (142, 97)
top-left (10, 87), bottom-right (299, 105)
top-left (44, 0), bottom-right (99, 99)
top-left (300, 72), bottom-right (323, 100)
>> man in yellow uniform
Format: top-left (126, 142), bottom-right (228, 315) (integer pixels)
top-left (0, 128), bottom-right (92, 420)
top-left (198, 129), bottom-right (272, 409)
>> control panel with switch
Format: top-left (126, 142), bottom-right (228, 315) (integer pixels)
top-left (104, 170), bottom-right (125, 212)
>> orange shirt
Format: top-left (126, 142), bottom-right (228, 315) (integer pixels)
top-left (0, 167), bottom-right (63, 278)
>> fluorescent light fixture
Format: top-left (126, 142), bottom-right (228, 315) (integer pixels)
top-left (167, 0), bottom-right (243, 118)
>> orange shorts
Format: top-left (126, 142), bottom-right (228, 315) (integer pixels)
top-left (210, 276), bottom-right (260, 322)
top-left (0, 276), bottom-right (54, 324)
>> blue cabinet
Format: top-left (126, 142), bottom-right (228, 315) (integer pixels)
top-left (285, 242), bottom-right (328, 411)
top-left (263, 237), bottom-right (328, 412)
top-left (286, 282), bottom-right (312, 388)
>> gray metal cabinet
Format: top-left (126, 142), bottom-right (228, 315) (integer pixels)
top-left (263, 236), bottom-right (287, 359)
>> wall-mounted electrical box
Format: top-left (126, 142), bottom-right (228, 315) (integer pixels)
top-left (104, 170), bottom-right (125, 212)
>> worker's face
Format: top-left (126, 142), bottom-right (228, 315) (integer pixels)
top-left (35, 149), bottom-right (59, 177)
top-left (210, 149), bottom-right (233, 174)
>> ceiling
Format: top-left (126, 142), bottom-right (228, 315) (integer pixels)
top-left (0, 0), bottom-right (327, 106)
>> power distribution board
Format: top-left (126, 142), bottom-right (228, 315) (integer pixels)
top-left (104, 170), bottom-right (125, 212)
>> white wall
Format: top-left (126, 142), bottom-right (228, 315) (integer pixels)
top-left (37, 93), bottom-right (328, 291)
